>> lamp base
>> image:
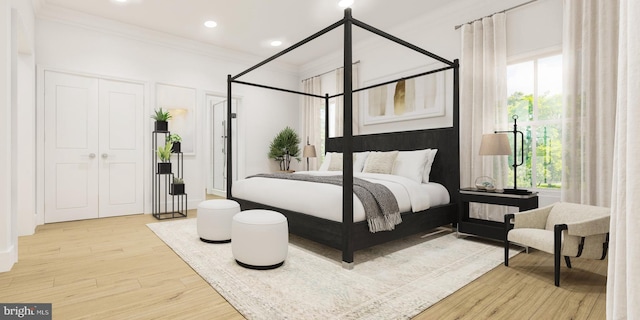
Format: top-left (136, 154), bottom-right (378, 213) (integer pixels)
top-left (502, 188), bottom-right (533, 195)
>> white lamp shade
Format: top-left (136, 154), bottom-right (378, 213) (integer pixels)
top-left (303, 145), bottom-right (317, 158)
top-left (479, 134), bottom-right (511, 155)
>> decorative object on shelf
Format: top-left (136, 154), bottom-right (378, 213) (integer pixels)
top-left (268, 126), bottom-right (301, 171)
top-left (167, 133), bottom-right (182, 153)
top-left (170, 176), bottom-right (185, 195)
top-left (156, 142), bottom-right (173, 174)
top-left (151, 108), bottom-right (172, 132)
top-left (302, 137), bottom-right (317, 171)
top-left (479, 115), bottom-right (532, 195)
top-left (474, 176), bottom-right (496, 191)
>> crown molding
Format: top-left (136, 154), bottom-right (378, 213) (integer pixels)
top-left (35, 3), bottom-right (299, 76)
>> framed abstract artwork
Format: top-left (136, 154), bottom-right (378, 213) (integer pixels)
top-left (363, 65), bottom-right (451, 125)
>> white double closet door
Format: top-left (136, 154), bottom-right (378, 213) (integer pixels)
top-left (44, 71), bottom-right (144, 223)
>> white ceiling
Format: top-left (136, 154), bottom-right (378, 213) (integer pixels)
top-left (40, 0), bottom-right (454, 66)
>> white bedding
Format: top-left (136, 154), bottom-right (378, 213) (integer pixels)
top-left (231, 171), bottom-right (450, 223)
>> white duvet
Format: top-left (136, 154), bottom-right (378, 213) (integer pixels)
top-left (231, 171), bottom-right (450, 223)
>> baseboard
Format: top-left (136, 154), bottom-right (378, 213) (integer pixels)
top-left (0, 245), bottom-right (17, 272)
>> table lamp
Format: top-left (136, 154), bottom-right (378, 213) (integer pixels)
top-left (303, 138), bottom-right (317, 171)
top-left (479, 115), bottom-right (531, 195)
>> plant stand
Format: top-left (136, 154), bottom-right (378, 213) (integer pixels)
top-left (152, 129), bottom-right (187, 219)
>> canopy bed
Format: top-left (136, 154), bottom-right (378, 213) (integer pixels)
top-left (226, 8), bottom-right (460, 267)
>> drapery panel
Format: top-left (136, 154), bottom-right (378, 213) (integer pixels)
top-left (302, 76), bottom-right (323, 170)
top-left (561, 0), bottom-right (618, 206)
top-left (460, 13), bottom-right (509, 220)
top-left (607, 0), bottom-right (640, 318)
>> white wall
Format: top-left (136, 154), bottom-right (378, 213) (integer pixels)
top-left (34, 10), bottom-right (300, 217)
top-left (0, 0), bottom-right (15, 272)
top-left (1, 0), bottom-right (36, 272)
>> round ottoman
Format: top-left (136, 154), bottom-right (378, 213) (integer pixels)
top-left (197, 199), bottom-right (240, 243)
top-left (232, 210), bottom-right (288, 270)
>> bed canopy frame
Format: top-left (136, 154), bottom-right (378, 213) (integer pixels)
top-left (226, 8), bottom-right (460, 267)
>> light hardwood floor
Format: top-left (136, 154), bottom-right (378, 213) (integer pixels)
top-left (1, 213), bottom-right (606, 319)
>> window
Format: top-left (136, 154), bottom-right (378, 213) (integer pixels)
top-left (507, 53), bottom-right (562, 189)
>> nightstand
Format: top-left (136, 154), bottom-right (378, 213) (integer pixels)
top-left (458, 188), bottom-right (538, 241)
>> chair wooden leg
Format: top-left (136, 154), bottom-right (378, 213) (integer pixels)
top-left (554, 248), bottom-right (561, 286)
top-left (554, 224), bottom-right (568, 287)
top-left (504, 214), bottom-right (514, 267)
top-left (564, 256), bottom-right (572, 268)
top-left (504, 239), bottom-right (509, 266)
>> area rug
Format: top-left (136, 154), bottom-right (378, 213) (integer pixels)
top-left (147, 218), bottom-right (520, 320)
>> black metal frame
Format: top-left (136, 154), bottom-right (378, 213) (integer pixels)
top-left (152, 130), bottom-right (188, 220)
top-left (226, 8), bottom-right (460, 265)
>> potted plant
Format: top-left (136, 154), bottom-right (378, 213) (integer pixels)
top-left (151, 108), bottom-right (172, 132)
top-left (170, 176), bottom-right (185, 195)
top-left (268, 126), bottom-right (301, 172)
top-left (156, 142), bottom-right (173, 174)
top-left (166, 133), bottom-right (182, 153)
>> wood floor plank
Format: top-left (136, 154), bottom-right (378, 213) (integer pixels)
top-left (0, 213), bottom-right (606, 320)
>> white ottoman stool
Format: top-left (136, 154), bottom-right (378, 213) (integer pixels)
top-left (197, 199), bottom-right (240, 243)
top-left (232, 210), bottom-right (288, 270)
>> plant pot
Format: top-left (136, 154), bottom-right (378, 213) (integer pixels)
top-left (157, 162), bottom-right (172, 174)
top-left (170, 183), bottom-right (185, 195)
top-left (171, 141), bottom-right (181, 153)
top-left (154, 120), bottom-right (168, 132)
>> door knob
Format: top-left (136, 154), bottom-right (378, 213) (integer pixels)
top-left (102, 153), bottom-right (108, 159)
top-left (89, 153), bottom-right (96, 158)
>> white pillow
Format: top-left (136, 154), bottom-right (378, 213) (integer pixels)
top-left (422, 149), bottom-right (438, 183)
top-left (328, 153), bottom-right (343, 171)
top-left (318, 152), bottom-right (370, 172)
top-left (363, 151), bottom-right (399, 174)
top-left (318, 152), bottom-right (333, 171)
top-left (353, 152), bottom-right (370, 172)
top-left (392, 149), bottom-right (430, 183)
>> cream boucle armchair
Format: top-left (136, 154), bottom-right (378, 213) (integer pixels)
top-left (504, 202), bottom-right (610, 286)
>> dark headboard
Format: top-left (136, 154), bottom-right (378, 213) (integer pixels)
top-left (325, 127), bottom-right (460, 204)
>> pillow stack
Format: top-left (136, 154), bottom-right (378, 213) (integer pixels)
top-left (317, 148), bottom-right (438, 183)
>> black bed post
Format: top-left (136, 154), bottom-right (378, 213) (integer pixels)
top-left (342, 8), bottom-right (354, 268)
top-left (325, 94), bottom-right (330, 143)
top-left (226, 74), bottom-right (233, 199)
top-left (452, 59), bottom-right (460, 206)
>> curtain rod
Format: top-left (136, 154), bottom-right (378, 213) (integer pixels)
top-left (454, 0), bottom-right (538, 30)
top-left (301, 60), bottom-right (360, 83)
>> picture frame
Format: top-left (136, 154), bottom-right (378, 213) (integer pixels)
top-left (363, 64), bottom-right (452, 125)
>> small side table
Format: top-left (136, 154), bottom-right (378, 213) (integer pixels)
top-left (458, 188), bottom-right (538, 241)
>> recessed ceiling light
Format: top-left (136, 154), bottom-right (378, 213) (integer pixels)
top-left (112, 0), bottom-right (128, 3)
top-left (338, 0), bottom-right (354, 8)
top-left (204, 20), bottom-right (218, 28)
top-left (270, 40), bottom-right (283, 47)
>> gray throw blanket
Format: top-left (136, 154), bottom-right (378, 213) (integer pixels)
top-left (250, 173), bottom-right (401, 233)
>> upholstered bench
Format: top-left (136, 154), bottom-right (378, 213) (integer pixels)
top-left (197, 199), bottom-right (240, 243)
top-left (231, 209), bottom-right (288, 270)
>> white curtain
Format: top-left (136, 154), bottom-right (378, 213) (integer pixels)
top-left (302, 76), bottom-right (322, 170)
top-left (607, 0), bottom-right (640, 318)
top-left (561, 0), bottom-right (619, 207)
top-left (335, 63), bottom-right (360, 137)
top-left (460, 13), bottom-right (509, 220)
